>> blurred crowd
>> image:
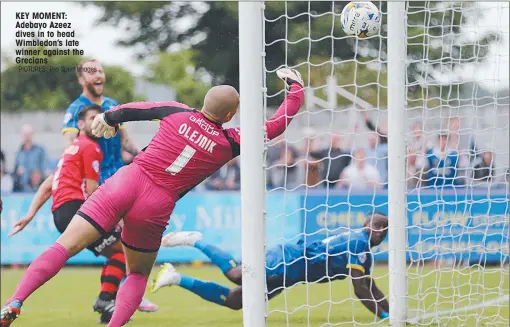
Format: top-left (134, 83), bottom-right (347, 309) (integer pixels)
top-left (2, 115), bottom-right (509, 194)
top-left (199, 114), bottom-right (509, 192)
top-left (1, 125), bottom-right (55, 193)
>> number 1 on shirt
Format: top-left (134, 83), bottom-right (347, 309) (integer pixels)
top-left (165, 145), bottom-right (196, 175)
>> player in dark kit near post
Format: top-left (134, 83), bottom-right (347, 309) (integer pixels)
top-left (0, 68), bottom-right (304, 327)
top-left (4, 105), bottom-right (127, 324)
top-left (154, 212), bottom-right (390, 321)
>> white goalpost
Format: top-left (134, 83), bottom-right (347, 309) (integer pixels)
top-left (239, 2), bottom-right (267, 326)
top-left (239, 1), bottom-right (509, 327)
top-left (386, 2), bottom-right (408, 326)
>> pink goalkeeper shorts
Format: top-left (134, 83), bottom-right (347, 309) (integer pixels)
top-left (78, 163), bottom-right (177, 252)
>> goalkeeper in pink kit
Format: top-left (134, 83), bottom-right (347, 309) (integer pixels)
top-left (1, 69), bottom-right (304, 327)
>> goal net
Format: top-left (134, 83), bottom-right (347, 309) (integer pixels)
top-left (241, 1), bottom-right (509, 326)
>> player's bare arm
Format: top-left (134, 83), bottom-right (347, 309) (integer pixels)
top-left (8, 174), bottom-right (53, 236)
top-left (119, 128), bottom-right (139, 156)
top-left (84, 179), bottom-right (99, 197)
top-left (365, 276), bottom-right (389, 313)
top-left (90, 69), bottom-right (304, 142)
top-left (62, 130), bottom-right (78, 148)
top-left (350, 268), bottom-right (387, 318)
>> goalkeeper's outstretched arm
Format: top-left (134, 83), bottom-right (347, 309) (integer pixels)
top-left (91, 101), bottom-right (193, 138)
top-left (350, 269), bottom-right (389, 319)
top-left (104, 101), bottom-right (192, 125)
top-left (366, 276), bottom-right (389, 313)
top-left (265, 68), bottom-right (305, 140)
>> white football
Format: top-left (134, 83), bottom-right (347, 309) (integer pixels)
top-left (341, 2), bottom-right (381, 38)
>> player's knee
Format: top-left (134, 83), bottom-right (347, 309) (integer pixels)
top-left (122, 246), bottom-right (158, 276)
top-left (101, 246), bottom-right (121, 258)
top-left (224, 287), bottom-right (243, 310)
top-left (226, 268), bottom-right (242, 285)
top-left (225, 299), bottom-right (243, 311)
top-left (57, 215), bottom-right (102, 256)
top-left (125, 263), bottom-right (153, 277)
top-left (56, 239), bottom-right (82, 257)
top-left (104, 240), bottom-right (123, 256)
top-left (127, 272), bottom-right (146, 278)
top-left (125, 272), bottom-right (149, 284)
top-left (228, 302), bottom-right (243, 311)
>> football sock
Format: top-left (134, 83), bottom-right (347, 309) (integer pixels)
top-left (178, 274), bottom-right (231, 306)
top-left (194, 240), bottom-right (239, 274)
top-left (9, 242), bottom-right (69, 303)
top-left (100, 252), bottom-right (126, 300)
top-left (107, 273), bottom-right (147, 327)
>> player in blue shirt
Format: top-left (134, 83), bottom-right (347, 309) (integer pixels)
top-left (61, 59), bottom-right (157, 321)
top-left (62, 59), bottom-right (140, 184)
top-left (423, 132), bottom-right (461, 187)
top-left (152, 212), bottom-right (390, 321)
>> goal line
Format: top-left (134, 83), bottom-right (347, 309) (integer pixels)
top-left (408, 295), bottom-right (509, 324)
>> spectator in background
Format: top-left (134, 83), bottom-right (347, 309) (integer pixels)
top-left (204, 159), bottom-right (240, 191)
top-left (297, 127), bottom-right (318, 158)
top-left (472, 151), bottom-right (495, 185)
top-left (337, 148), bottom-right (381, 190)
top-left (1, 150), bottom-right (14, 192)
top-left (266, 134), bottom-right (287, 165)
top-left (409, 121), bottom-right (433, 154)
top-left (45, 158), bottom-right (59, 177)
top-left (267, 146), bottom-right (304, 190)
top-left (361, 111), bottom-right (387, 144)
top-left (13, 125), bottom-right (47, 192)
top-left (447, 116), bottom-right (473, 168)
top-left (309, 134), bottom-right (351, 188)
top-left (302, 136), bottom-right (322, 187)
top-left (406, 122), bottom-right (431, 190)
top-left (407, 148), bottom-right (425, 190)
top-left (28, 170), bottom-right (43, 192)
top-left (365, 131), bottom-right (388, 184)
top-left (447, 117), bottom-right (469, 151)
top-left (423, 132), bottom-right (461, 187)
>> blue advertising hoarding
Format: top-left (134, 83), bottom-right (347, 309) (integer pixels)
top-left (1, 189), bottom-right (508, 265)
top-left (302, 189), bottom-right (509, 263)
top-left (0, 192), bottom-right (301, 265)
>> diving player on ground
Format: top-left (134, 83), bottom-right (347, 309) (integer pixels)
top-left (62, 58), bottom-right (158, 317)
top-left (153, 212), bottom-right (389, 321)
top-left (1, 68), bottom-right (304, 327)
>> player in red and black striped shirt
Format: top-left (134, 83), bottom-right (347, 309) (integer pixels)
top-left (7, 105), bottom-right (128, 324)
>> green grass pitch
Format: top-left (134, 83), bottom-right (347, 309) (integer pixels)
top-left (1, 265), bottom-right (508, 327)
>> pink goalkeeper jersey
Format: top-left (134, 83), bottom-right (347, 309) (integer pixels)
top-left (104, 84), bottom-right (304, 198)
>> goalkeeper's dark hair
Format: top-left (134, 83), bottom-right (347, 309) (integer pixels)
top-left (78, 104), bottom-right (104, 121)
